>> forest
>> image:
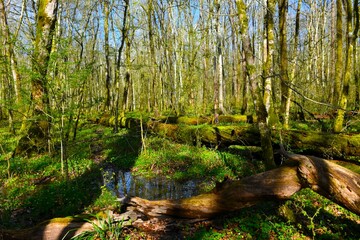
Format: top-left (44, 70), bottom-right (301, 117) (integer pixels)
top-left (0, 0), bottom-right (359, 239)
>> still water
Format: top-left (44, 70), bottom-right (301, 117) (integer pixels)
top-left (104, 168), bottom-right (210, 200)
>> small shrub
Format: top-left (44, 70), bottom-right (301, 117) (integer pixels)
top-left (70, 212), bottom-right (124, 240)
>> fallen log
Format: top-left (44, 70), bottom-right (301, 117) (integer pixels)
top-left (147, 121), bottom-right (261, 147)
top-left (91, 115), bottom-right (360, 159)
top-left (155, 115), bottom-right (254, 125)
top-left (0, 216), bottom-right (94, 240)
top-left (128, 151), bottom-right (360, 218)
top-left (147, 121), bottom-right (360, 160)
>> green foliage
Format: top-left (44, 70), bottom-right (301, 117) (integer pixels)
top-left (104, 128), bottom-right (141, 170)
top-left (188, 202), bottom-right (304, 240)
top-left (189, 227), bottom-right (226, 240)
top-left (279, 189), bottom-right (360, 239)
top-left (1, 122), bottom-right (360, 239)
top-left (133, 136), bottom-right (258, 181)
top-left (0, 124), bottom-right (118, 228)
top-left (88, 186), bottom-right (118, 211)
top-left (70, 212), bottom-right (124, 240)
top-left (187, 189), bottom-right (360, 239)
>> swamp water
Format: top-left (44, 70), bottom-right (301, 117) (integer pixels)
top-left (104, 169), bottom-right (212, 200)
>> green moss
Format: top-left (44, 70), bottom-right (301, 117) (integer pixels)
top-left (88, 186), bottom-right (118, 211)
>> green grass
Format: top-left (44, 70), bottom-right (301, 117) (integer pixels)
top-left (132, 136), bottom-right (262, 181)
top-left (0, 123), bottom-right (120, 228)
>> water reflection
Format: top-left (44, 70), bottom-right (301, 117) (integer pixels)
top-left (104, 169), bottom-right (208, 200)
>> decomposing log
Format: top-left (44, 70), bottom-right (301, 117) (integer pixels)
top-left (147, 121), bottom-right (360, 159)
top-left (94, 114), bottom-right (253, 127)
top-left (129, 166), bottom-right (301, 218)
top-left (155, 115), bottom-right (254, 125)
top-left (89, 114), bottom-right (140, 129)
top-left (128, 151), bottom-right (360, 218)
top-left (281, 130), bottom-right (360, 159)
top-left (0, 217), bottom-right (94, 240)
top-left (146, 121), bottom-right (261, 147)
top-left (92, 114), bottom-right (360, 159)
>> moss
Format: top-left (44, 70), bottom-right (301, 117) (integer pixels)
top-left (278, 204), bottom-right (297, 223)
top-left (108, 116), bottom-right (115, 126)
top-left (218, 115), bottom-right (248, 123)
top-left (99, 114), bottom-right (111, 126)
top-left (48, 216), bottom-right (78, 224)
top-left (177, 116), bottom-right (210, 125)
top-left (14, 119), bottom-right (50, 157)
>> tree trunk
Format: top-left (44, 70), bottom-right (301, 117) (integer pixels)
top-left (147, 0), bottom-right (157, 113)
top-left (332, 0), bottom-right (343, 110)
top-left (214, 0), bottom-right (225, 114)
top-left (279, 0), bottom-right (289, 128)
top-left (103, 0), bottom-right (111, 111)
top-left (14, 0), bottom-right (58, 157)
top-left (354, 0), bottom-right (359, 109)
top-left (0, 0), bottom-right (22, 105)
top-left (0, 0), bottom-right (20, 133)
top-left (114, 0), bottom-right (129, 132)
top-left (284, 0), bottom-right (302, 130)
top-left (334, 0), bottom-right (353, 132)
top-left (122, 3), bottom-right (131, 113)
top-left (262, 0), bottom-right (275, 116)
top-left (128, 150), bottom-right (360, 218)
top-left (235, 0), bottom-right (275, 169)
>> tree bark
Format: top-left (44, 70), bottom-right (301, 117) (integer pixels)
top-left (121, 2), bottom-right (131, 113)
top-left (0, 0), bottom-right (22, 105)
top-left (334, 0), bottom-right (353, 132)
top-left (128, 150), bottom-right (360, 218)
top-left (235, 0), bottom-right (275, 169)
top-left (114, 0), bottom-right (130, 132)
top-left (354, 0), bottom-right (359, 110)
top-left (146, 0), bottom-right (157, 113)
top-left (332, 0), bottom-right (343, 110)
top-left (102, 0), bottom-right (111, 111)
top-left (14, 0), bottom-right (58, 157)
top-left (284, 0), bottom-right (302, 130)
top-left (279, 0), bottom-right (289, 128)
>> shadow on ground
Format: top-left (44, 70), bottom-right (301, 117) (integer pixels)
top-left (0, 124), bottom-right (142, 239)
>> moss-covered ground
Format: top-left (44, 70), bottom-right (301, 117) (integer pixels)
top-left (0, 120), bottom-right (359, 239)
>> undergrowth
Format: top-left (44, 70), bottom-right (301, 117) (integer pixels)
top-left (133, 136), bottom-right (264, 181)
top-left (0, 121), bottom-right (359, 239)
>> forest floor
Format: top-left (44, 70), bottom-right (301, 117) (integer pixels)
top-left (0, 120), bottom-right (360, 239)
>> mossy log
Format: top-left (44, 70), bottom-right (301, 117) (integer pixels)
top-left (129, 151), bottom-right (360, 218)
top-left (281, 130), bottom-right (360, 159)
top-left (93, 115), bottom-right (360, 159)
top-left (155, 115), bottom-right (255, 125)
top-left (94, 114), bottom-right (253, 127)
top-left (147, 121), bottom-right (261, 147)
top-left (93, 114), bottom-right (140, 129)
top-left (148, 122), bottom-right (360, 159)
top-left (0, 216), bottom-right (94, 240)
